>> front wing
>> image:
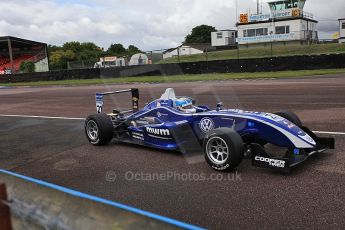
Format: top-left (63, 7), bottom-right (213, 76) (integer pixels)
top-left (252, 126), bottom-right (335, 172)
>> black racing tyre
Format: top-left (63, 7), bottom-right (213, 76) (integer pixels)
top-left (85, 113), bottom-right (113, 146)
top-left (203, 128), bottom-right (244, 171)
top-left (275, 111), bottom-right (302, 127)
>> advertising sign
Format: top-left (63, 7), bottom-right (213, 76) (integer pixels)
top-left (100, 56), bottom-right (117, 62)
top-left (250, 14), bottom-right (270, 22)
top-left (247, 8), bottom-right (301, 22)
top-left (238, 33), bottom-right (296, 44)
top-left (240, 14), bottom-right (248, 23)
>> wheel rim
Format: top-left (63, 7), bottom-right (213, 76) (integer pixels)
top-left (206, 137), bottom-right (230, 165)
top-left (86, 120), bottom-right (99, 141)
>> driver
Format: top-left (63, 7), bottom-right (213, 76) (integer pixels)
top-left (175, 98), bottom-right (196, 113)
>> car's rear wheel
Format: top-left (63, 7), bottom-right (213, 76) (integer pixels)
top-left (85, 113), bottom-right (113, 145)
top-left (203, 128), bottom-right (244, 171)
top-left (275, 111), bottom-right (302, 127)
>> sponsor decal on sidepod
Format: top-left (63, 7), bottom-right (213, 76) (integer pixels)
top-left (146, 127), bottom-right (170, 137)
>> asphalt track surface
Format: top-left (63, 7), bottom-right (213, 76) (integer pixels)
top-left (1, 75), bottom-right (345, 229)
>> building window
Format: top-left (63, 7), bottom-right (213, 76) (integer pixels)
top-left (256, 28), bottom-right (268, 36)
top-left (342, 23), bottom-right (345, 29)
top-left (243, 28), bottom-right (268, 37)
top-left (272, 0), bottom-right (298, 10)
top-left (247, 29), bottom-right (256, 37)
top-left (217, 32), bottom-right (223, 39)
top-left (275, 26), bottom-right (290, 34)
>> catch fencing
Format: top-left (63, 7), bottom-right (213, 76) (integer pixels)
top-left (1, 54), bottom-right (345, 83)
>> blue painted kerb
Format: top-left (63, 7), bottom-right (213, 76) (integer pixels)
top-left (0, 169), bottom-right (205, 230)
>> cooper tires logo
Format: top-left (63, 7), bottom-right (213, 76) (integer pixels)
top-left (255, 156), bottom-right (286, 168)
top-left (200, 118), bottom-right (214, 133)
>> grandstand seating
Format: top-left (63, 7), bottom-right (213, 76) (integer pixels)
top-left (0, 54), bottom-right (37, 72)
top-left (0, 56), bottom-right (9, 66)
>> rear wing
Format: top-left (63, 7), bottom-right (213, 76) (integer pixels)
top-left (95, 88), bottom-right (139, 114)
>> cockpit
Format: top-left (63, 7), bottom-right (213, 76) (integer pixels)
top-left (149, 88), bottom-right (210, 113)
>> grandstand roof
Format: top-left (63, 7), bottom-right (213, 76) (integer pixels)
top-left (0, 36), bottom-right (47, 50)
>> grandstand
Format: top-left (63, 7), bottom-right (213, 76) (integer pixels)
top-left (0, 36), bottom-right (49, 74)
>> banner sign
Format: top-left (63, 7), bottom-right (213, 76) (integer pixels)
top-left (250, 14), bottom-right (270, 22)
top-left (238, 33), bottom-right (296, 44)
top-left (246, 8), bottom-right (301, 23)
top-left (100, 56), bottom-right (117, 62)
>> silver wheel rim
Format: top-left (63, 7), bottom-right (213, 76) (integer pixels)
top-left (86, 120), bottom-right (99, 141)
top-left (206, 137), bottom-right (229, 165)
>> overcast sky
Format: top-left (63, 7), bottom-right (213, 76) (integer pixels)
top-left (0, 0), bottom-right (343, 51)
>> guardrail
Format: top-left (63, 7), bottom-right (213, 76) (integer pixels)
top-left (0, 169), bottom-right (203, 230)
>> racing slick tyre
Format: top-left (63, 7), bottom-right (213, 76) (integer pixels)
top-left (275, 111), bottom-right (302, 127)
top-left (203, 128), bottom-right (244, 171)
top-left (85, 113), bottom-right (113, 146)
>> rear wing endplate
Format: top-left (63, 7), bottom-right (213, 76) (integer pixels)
top-left (95, 88), bottom-right (139, 114)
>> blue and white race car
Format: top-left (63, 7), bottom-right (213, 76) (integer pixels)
top-left (85, 88), bottom-right (334, 172)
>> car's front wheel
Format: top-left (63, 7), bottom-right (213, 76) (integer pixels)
top-left (203, 128), bottom-right (244, 171)
top-left (85, 113), bottom-right (113, 145)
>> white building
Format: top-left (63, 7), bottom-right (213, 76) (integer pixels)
top-left (163, 44), bottom-right (214, 59)
top-left (211, 30), bottom-right (237, 47)
top-left (129, 53), bottom-right (150, 66)
top-left (237, 0), bottom-right (318, 48)
top-left (94, 56), bottom-right (127, 68)
top-left (339, 18), bottom-right (345, 44)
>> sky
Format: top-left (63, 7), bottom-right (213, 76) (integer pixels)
top-left (0, 0), bottom-right (343, 51)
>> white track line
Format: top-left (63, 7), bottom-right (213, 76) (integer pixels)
top-left (313, 131), bottom-right (345, 135)
top-left (0, 114), bottom-right (344, 135)
top-left (0, 114), bottom-right (84, 120)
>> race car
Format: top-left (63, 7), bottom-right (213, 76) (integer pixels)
top-left (85, 88), bottom-right (334, 172)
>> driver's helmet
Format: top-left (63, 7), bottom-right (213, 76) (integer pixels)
top-left (175, 98), bottom-right (196, 113)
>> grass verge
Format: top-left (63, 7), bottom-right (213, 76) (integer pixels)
top-left (1, 69), bottom-right (345, 87)
top-left (159, 43), bottom-right (345, 64)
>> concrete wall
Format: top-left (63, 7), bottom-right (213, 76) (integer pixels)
top-left (34, 57), bottom-right (49, 72)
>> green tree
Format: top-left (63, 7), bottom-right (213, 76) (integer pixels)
top-left (48, 42), bottom-right (103, 70)
top-left (62, 41), bottom-right (82, 53)
top-left (184, 25), bottom-right (216, 44)
top-left (20, 61), bottom-right (35, 73)
top-left (127, 45), bottom-right (142, 57)
top-left (107, 43), bottom-right (126, 56)
top-left (47, 41), bottom-right (142, 70)
top-left (49, 49), bottom-right (76, 70)
top-left (47, 44), bottom-right (60, 53)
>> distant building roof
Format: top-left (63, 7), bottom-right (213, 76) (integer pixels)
top-left (0, 36), bottom-right (47, 49)
top-left (213, 29), bottom-right (237, 32)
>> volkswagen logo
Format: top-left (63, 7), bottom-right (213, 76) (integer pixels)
top-left (199, 117), bottom-right (214, 133)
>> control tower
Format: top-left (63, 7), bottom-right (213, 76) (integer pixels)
top-left (267, 0), bottom-right (306, 12)
top-left (236, 0), bottom-right (318, 47)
